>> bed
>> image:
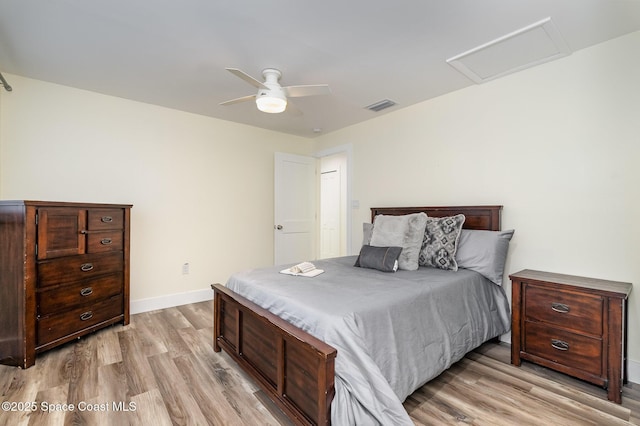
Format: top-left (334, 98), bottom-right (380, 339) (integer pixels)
top-left (211, 205), bottom-right (512, 425)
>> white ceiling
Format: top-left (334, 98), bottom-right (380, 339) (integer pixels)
top-left (1, 0), bottom-right (639, 138)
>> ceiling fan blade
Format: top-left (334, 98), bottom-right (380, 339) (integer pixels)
top-left (226, 68), bottom-right (267, 89)
top-left (283, 84), bottom-right (330, 98)
top-left (219, 94), bottom-right (256, 106)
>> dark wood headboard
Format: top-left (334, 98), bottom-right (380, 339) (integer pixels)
top-left (371, 205), bottom-right (502, 231)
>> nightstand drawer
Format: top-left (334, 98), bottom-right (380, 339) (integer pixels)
top-left (524, 321), bottom-right (602, 377)
top-left (525, 285), bottom-right (603, 336)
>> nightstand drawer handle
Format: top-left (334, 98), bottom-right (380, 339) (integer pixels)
top-left (80, 263), bottom-right (94, 272)
top-left (80, 287), bottom-right (93, 296)
top-left (80, 311), bottom-right (93, 321)
top-left (101, 216), bottom-right (113, 223)
top-left (100, 238), bottom-right (112, 245)
top-left (551, 339), bottom-right (569, 351)
top-left (551, 302), bottom-right (570, 313)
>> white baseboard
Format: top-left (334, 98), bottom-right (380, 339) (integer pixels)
top-left (130, 288), bottom-right (213, 314)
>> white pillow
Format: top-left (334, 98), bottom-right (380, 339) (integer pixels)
top-left (455, 229), bottom-right (515, 285)
top-left (370, 213), bottom-right (428, 271)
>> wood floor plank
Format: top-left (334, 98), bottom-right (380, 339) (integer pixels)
top-left (179, 336), bottom-right (286, 426)
top-left (466, 352), bottom-right (632, 420)
top-left (148, 310), bottom-right (193, 358)
top-left (127, 313), bottom-right (169, 357)
top-left (117, 328), bottom-right (159, 397)
top-left (176, 303), bottom-right (212, 331)
top-left (130, 388), bottom-right (173, 426)
top-left (30, 384), bottom-right (68, 426)
top-left (158, 307), bottom-right (193, 331)
top-left (93, 361), bottom-right (130, 426)
top-left (95, 324), bottom-right (125, 366)
top-left (0, 363), bottom-right (43, 426)
top-left (66, 337), bottom-right (99, 404)
top-left (147, 352), bottom-right (210, 426)
top-left (2, 300), bottom-right (638, 425)
top-left (459, 357), bottom-right (630, 424)
top-left (423, 370), bottom-right (555, 426)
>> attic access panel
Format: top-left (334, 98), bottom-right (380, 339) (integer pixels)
top-left (447, 17), bottom-right (571, 84)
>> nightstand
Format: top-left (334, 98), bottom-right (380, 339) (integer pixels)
top-left (510, 269), bottom-right (632, 403)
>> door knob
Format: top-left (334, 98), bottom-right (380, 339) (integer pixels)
top-left (275, 225), bottom-right (283, 230)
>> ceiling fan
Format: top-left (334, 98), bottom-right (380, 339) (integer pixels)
top-left (220, 68), bottom-right (330, 114)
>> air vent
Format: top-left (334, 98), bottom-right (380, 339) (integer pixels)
top-left (365, 99), bottom-right (396, 112)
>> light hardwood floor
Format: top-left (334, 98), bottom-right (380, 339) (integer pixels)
top-left (1, 301), bottom-right (638, 425)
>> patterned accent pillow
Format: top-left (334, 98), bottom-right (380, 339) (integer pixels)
top-left (419, 214), bottom-right (465, 270)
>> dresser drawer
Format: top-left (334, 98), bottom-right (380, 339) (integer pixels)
top-left (524, 285), bottom-right (603, 336)
top-left (37, 296), bottom-right (123, 346)
top-left (37, 274), bottom-right (123, 316)
top-left (86, 231), bottom-right (123, 253)
top-left (88, 209), bottom-right (124, 230)
top-left (37, 252), bottom-right (123, 288)
top-left (524, 321), bottom-right (603, 377)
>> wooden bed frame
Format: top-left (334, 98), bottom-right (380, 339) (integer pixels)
top-left (211, 205), bottom-right (502, 426)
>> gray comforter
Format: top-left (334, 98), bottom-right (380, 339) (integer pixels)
top-left (226, 256), bottom-right (511, 425)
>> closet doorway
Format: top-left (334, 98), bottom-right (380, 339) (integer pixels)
top-left (319, 151), bottom-right (349, 259)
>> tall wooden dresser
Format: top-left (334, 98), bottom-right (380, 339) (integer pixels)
top-left (0, 200), bottom-right (132, 368)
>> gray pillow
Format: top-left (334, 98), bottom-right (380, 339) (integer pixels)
top-left (370, 213), bottom-right (428, 271)
top-left (419, 214), bottom-right (465, 271)
top-left (354, 245), bottom-right (402, 272)
top-left (362, 222), bottom-right (373, 246)
top-left (455, 229), bottom-right (515, 285)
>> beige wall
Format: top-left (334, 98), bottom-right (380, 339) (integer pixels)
top-left (315, 31), bottom-right (640, 365)
top-left (0, 75), bottom-right (312, 302)
top-left (1, 30), bottom-right (638, 372)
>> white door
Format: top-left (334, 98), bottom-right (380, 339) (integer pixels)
top-left (320, 170), bottom-right (340, 258)
top-left (319, 152), bottom-right (348, 258)
top-left (274, 152), bottom-right (317, 265)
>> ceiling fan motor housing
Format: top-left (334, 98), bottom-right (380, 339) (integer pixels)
top-left (262, 68), bottom-right (282, 83)
top-left (256, 87), bottom-right (287, 113)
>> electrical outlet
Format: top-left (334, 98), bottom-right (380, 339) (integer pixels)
top-left (182, 262), bottom-right (189, 275)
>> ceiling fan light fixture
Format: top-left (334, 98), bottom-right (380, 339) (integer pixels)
top-left (256, 90), bottom-right (287, 113)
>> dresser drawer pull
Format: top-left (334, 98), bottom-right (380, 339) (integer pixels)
top-left (80, 263), bottom-right (94, 272)
top-left (551, 339), bottom-right (570, 351)
top-left (80, 311), bottom-right (93, 321)
top-left (551, 302), bottom-right (570, 313)
top-left (80, 287), bottom-right (93, 296)
top-left (101, 216), bottom-right (113, 223)
top-left (100, 238), bottom-right (113, 245)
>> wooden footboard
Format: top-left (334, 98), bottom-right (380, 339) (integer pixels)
top-left (211, 206), bottom-right (502, 424)
top-left (211, 283), bottom-right (337, 426)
